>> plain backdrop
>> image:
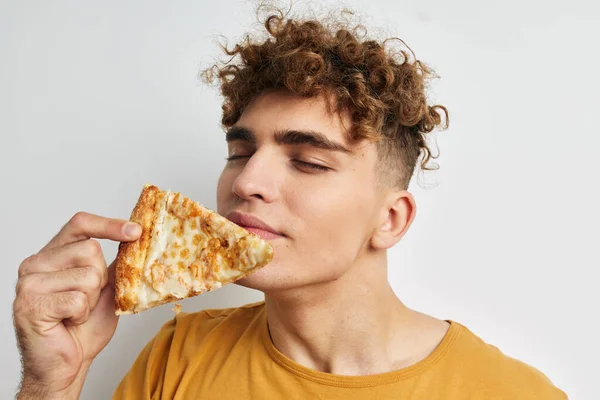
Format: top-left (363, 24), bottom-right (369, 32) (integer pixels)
top-left (2, 0), bottom-right (598, 399)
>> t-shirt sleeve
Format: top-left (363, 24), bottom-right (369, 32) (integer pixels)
top-left (112, 318), bottom-right (177, 400)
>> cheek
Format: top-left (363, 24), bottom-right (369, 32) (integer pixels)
top-left (289, 184), bottom-right (373, 262)
top-left (293, 175), bottom-right (373, 231)
top-left (216, 168), bottom-right (233, 214)
top-left (237, 175), bottom-right (378, 290)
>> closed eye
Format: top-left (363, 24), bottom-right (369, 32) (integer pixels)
top-left (292, 159), bottom-right (330, 172)
top-left (226, 155), bottom-right (330, 172)
top-left (225, 155), bottom-right (251, 161)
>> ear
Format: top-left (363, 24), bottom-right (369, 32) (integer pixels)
top-left (370, 191), bottom-right (417, 250)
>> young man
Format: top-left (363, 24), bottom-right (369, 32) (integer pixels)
top-left (13, 10), bottom-right (567, 400)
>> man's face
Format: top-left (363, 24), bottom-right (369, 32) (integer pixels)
top-left (217, 90), bottom-right (386, 292)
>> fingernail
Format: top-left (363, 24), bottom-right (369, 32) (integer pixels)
top-left (124, 223), bottom-right (141, 237)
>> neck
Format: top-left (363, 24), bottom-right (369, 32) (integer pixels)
top-left (264, 252), bottom-right (428, 376)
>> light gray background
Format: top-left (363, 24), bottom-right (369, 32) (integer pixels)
top-left (2, 1), bottom-right (598, 399)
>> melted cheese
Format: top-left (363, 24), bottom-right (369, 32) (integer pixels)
top-left (135, 190), bottom-right (273, 310)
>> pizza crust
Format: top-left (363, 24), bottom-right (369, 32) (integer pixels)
top-left (115, 184), bottom-right (164, 314)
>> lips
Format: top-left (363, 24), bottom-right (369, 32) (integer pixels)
top-left (226, 211), bottom-right (284, 240)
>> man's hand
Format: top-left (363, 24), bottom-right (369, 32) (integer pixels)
top-left (12, 212), bottom-right (141, 399)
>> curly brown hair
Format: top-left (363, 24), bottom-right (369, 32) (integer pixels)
top-left (202, 8), bottom-right (449, 189)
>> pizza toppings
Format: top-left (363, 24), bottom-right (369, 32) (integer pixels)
top-left (115, 184), bottom-right (273, 314)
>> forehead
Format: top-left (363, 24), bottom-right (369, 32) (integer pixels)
top-left (235, 90), bottom-right (353, 145)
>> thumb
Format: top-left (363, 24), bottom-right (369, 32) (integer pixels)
top-left (77, 263), bottom-right (119, 359)
top-left (88, 260), bottom-right (119, 329)
top-left (88, 281), bottom-right (119, 329)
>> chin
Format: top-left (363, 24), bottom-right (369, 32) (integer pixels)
top-left (234, 263), bottom-right (279, 292)
top-left (234, 260), bottom-right (347, 295)
top-left (233, 260), bottom-right (303, 293)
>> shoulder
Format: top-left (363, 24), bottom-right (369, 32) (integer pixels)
top-left (199, 300), bottom-right (266, 320)
top-left (155, 301), bottom-right (265, 341)
top-left (113, 303), bottom-right (264, 398)
top-left (445, 322), bottom-right (567, 399)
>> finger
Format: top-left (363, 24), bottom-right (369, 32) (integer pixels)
top-left (42, 212), bottom-right (141, 252)
top-left (107, 259), bottom-right (117, 288)
top-left (84, 280), bottom-right (119, 337)
top-left (16, 267), bottom-right (104, 311)
top-left (19, 239), bottom-right (108, 284)
top-left (71, 279), bottom-right (119, 355)
top-left (20, 291), bottom-right (90, 326)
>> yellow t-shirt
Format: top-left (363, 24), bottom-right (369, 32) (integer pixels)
top-left (113, 302), bottom-right (567, 399)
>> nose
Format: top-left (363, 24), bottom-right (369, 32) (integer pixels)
top-left (232, 149), bottom-right (279, 203)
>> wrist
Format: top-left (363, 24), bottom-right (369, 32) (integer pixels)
top-left (18, 366), bottom-right (89, 400)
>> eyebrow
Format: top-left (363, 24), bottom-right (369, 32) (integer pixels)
top-left (225, 126), bottom-right (255, 143)
top-left (225, 126), bottom-right (351, 153)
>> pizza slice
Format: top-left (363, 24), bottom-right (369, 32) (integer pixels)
top-left (114, 184), bottom-right (273, 315)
